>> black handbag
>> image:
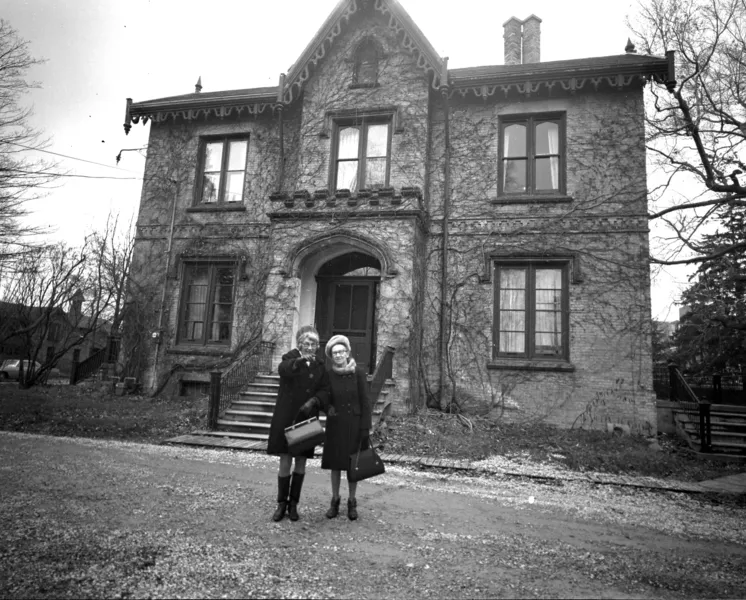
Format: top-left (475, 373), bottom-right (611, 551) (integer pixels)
top-left (285, 417), bottom-right (325, 455)
top-left (348, 444), bottom-right (386, 482)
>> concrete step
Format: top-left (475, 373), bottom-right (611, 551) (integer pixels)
top-left (241, 384), bottom-right (279, 395)
top-left (216, 419), bottom-right (271, 435)
top-left (232, 400), bottom-right (276, 412)
top-left (239, 390), bottom-right (278, 401)
top-left (193, 429), bottom-right (269, 441)
top-left (223, 409), bottom-right (274, 421)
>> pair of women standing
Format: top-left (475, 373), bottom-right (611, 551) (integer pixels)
top-left (266, 327), bottom-right (372, 521)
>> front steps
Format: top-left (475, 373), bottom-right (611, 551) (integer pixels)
top-left (185, 373), bottom-right (392, 448)
top-left (673, 403), bottom-right (746, 455)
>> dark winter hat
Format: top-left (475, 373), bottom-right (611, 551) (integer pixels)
top-left (325, 334), bottom-right (351, 359)
top-left (296, 325), bottom-right (319, 344)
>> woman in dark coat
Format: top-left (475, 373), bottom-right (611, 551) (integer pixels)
top-left (321, 334), bottom-right (372, 521)
top-left (267, 325), bottom-right (330, 522)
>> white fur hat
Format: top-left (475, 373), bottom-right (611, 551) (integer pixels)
top-left (325, 334), bottom-right (351, 359)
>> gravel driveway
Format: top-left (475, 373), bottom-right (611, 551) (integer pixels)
top-left (1, 431), bottom-right (744, 599)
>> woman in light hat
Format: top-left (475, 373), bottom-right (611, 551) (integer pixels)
top-left (321, 334), bottom-right (372, 520)
top-left (266, 325), bottom-right (330, 522)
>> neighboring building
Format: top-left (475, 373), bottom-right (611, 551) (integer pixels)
top-left (0, 292), bottom-right (110, 375)
top-left (123, 0), bottom-right (673, 432)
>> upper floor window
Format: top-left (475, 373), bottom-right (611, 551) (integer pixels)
top-left (353, 39), bottom-right (379, 86)
top-left (332, 118), bottom-right (391, 192)
top-left (493, 260), bottom-right (569, 360)
top-left (197, 136), bottom-right (249, 204)
top-left (178, 262), bottom-right (235, 346)
top-left (499, 114), bottom-right (564, 196)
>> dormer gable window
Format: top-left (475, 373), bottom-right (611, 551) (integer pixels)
top-left (353, 39), bottom-right (379, 87)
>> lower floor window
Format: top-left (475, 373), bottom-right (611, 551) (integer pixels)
top-left (494, 261), bottom-right (568, 359)
top-left (179, 263), bottom-right (235, 345)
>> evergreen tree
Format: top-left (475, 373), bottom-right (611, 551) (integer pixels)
top-left (674, 207), bottom-right (746, 371)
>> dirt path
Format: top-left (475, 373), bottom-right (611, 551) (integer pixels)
top-left (1, 432), bottom-right (744, 599)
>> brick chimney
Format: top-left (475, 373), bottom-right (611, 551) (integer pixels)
top-left (503, 17), bottom-right (523, 66)
top-left (503, 15), bottom-right (542, 65)
top-left (522, 15), bottom-right (542, 64)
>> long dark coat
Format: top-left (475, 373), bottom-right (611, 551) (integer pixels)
top-left (267, 349), bottom-right (330, 457)
top-left (321, 366), bottom-right (372, 471)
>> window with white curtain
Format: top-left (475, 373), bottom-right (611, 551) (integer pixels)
top-left (493, 261), bottom-right (568, 359)
top-left (178, 263), bottom-right (235, 345)
top-left (196, 136), bottom-right (249, 204)
top-left (332, 117), bottom-right (391, 192)
top-left (500, 114), bottom-right (563, 196)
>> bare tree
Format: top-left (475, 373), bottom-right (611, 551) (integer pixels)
top-left (0, 19), bottom-right (58, 268)
top-left (85, 211), bottom-right (135, 335)
top-left (630, 0), bottom-right (746, 265)
top-left (0, 244), bottom-right (89, 387)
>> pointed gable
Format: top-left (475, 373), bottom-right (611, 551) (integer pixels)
top-left (282, 0), bottom-right (445, 103)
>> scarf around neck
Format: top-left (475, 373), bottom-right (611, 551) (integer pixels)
top-left (332, 358), bottom-right (357, 375)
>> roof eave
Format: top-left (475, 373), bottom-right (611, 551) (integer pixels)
top-left (449, 58), bottom-right (669, 89)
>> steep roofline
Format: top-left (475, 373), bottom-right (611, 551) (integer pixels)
top-left (281, 0), bottom-right (445, 103)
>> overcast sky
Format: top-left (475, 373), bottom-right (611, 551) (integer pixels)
top-left (4, 0), bottom-right (686, 319)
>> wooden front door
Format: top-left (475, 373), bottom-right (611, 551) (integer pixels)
top-left (315, 278), bottom-right (377, 374)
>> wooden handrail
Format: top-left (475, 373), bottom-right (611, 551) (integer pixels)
top-left (368, 345), bottom-right (395, 404)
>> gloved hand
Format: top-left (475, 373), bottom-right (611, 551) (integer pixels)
top-left (298, 397), bottom-right (319, 419)
top-left (326, 405), bottom-right (337, 417)
top-left (293, 356), bottom-right (308, 369)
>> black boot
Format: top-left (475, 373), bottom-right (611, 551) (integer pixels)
top-left (272, 475), bottom-right (290, 522)
top-left (347, 498), bottom-right (358, 521)
top-left (288, 472), bottom-right (305, 521)
top-left (326, 496), bottom-right (341, 519)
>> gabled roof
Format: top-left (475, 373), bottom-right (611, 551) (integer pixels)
top-left (282, 0), bottom-right (443, 103)
top-left (124, 1), bottom-right (673, 131)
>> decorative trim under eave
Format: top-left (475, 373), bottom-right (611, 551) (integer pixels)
top-left (372, 0), bottom-right (444, 90)
top-left (284, 0), bottom-right (360, 104)
top-left (450, 73), bottom-right (653, 100)
top-left (128, 102), bottom-right (280, 129)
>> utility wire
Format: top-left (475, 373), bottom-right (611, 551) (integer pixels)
top-left (4, 141), bottom-right (144, 173)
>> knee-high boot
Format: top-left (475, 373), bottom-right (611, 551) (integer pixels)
top-left (288, 472), bottom-right (305, 521)
top-left (272, 475), bottom-right (291, 522)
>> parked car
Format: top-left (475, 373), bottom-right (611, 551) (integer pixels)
top-left (0, 359), bottom-right (61, 381)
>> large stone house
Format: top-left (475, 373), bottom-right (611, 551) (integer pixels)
top-left (123, 0), bottom-right (674, 432)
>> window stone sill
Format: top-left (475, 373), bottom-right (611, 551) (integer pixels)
top-left (167, 346), bottom-right (232, 357)
top-left (491, 195), bottom-right (573, 205)
top-left (186, 204), bottom-right (246, 213)
top-left (487, 359), bottom-right (575, 372)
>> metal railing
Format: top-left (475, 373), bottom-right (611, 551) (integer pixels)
top-left (654, 366), bottom-right (744, 404)
top-left (69, 336), bottom-right (121, 385)
top-left (368, 345), bottom-right (395, 404)
top-left (667, 363), bottom-right (712, 452)
top-left (208, 341), bottom-right (275, 429)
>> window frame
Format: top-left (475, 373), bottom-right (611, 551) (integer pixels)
top-left (352, 38), bottom-right (380, 87)
top-left (492, 259), bottom-right (570, 361)
top-left (177, 261), bottom-right (236, 347)
top-left (330, 116), bottom-right (392, 192)
top-left (194, 135), bottom-right (250, 205)
top-left (498, 113), bottom-right (565, 198)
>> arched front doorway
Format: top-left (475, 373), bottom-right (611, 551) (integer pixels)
top-left (314, 252), bottom-right (380, 374)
